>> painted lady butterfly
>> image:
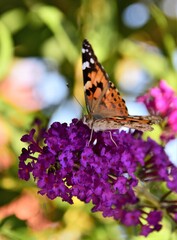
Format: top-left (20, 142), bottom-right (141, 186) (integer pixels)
top-left (82, 39), bottom-right (161, 132)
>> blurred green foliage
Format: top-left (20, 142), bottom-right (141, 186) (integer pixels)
top-left (0, 0), bottom-right (177, 239)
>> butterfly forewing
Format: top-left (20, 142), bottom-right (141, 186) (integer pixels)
top-left (82, 39), bottom-right (128, 118)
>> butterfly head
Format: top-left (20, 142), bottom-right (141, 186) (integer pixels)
top-left (82, 114), bottom-right (93, 128)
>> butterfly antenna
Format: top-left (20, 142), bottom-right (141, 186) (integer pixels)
top-left (87, 128), bottom-right (94, 147)
top-left (66, 82), bottom-right (85, 117)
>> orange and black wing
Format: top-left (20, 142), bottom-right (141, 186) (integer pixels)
top-left (82, 39), bottom-right (128, 118)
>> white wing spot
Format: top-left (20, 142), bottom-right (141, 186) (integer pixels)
top-left (90, 58), bottom-right (94, 64)
top-left (82, 61), bottom-right (90, 70)
top-left (82, 48), bottom-right (86, 53)
top-left (84, 43), bottom-right (90, 47)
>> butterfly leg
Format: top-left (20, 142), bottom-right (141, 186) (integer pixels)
top-left (109, 131), bottom-right (118, 147)
top-left (87, 128), bottom-right (94, 146)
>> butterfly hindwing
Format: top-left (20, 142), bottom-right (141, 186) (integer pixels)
top-left (90, 115), bottom-right (161, 132)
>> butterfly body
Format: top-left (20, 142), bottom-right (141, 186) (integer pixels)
top-left (82, 39), bottom-right (161, 132)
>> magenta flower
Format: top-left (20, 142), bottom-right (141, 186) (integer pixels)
top-left (19, 119), bottom-right (177, 236)
top-left (137, 80), bottom-right (177, 142)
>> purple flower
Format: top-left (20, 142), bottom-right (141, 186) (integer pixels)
top-left (137, 80), bottom-right (177, 142)
top-left (19, 118), bottom-right (177, 236)
top-left (140, 211), bottom-right (162, 236)
top-left (121, 210), bottom-right (141, 226)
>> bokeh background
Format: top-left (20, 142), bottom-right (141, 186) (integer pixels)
top-left (0, 0), bottom-right (177, 239)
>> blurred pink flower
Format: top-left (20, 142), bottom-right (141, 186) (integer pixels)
top-left (138, 80), bottom-right (177, 142)
top-left (0, 191), bottom-right (59, 230)
top-left (0, 58), bottom-right (45, 111)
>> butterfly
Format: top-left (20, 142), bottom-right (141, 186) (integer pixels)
top-left (82, 39), bottom-right (161, 132)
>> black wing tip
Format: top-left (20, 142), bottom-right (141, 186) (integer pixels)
top-left (83, 39), bottom-right (91, 47)
top-left (83, 38), bottom-right (89, 43)
top-left (83, 38), bottom-right (88, 42)
top-left (82, 39), bottom-right (95, 60)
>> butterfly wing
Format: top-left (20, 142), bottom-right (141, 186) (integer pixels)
top-left (82, 39), bottom-right (128, 118)
top-left (85, 115), bottom-right (162, 132)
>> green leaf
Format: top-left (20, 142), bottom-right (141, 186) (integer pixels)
top-left (33, 5), bottom-right (78, 63)
top-left (0, 21), bottom-right (13, 80)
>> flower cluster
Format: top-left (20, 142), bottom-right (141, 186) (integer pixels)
top-left (137, 80), bottom-right (177, 142)
top-left (19, 119), bottom-right (177, 236)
